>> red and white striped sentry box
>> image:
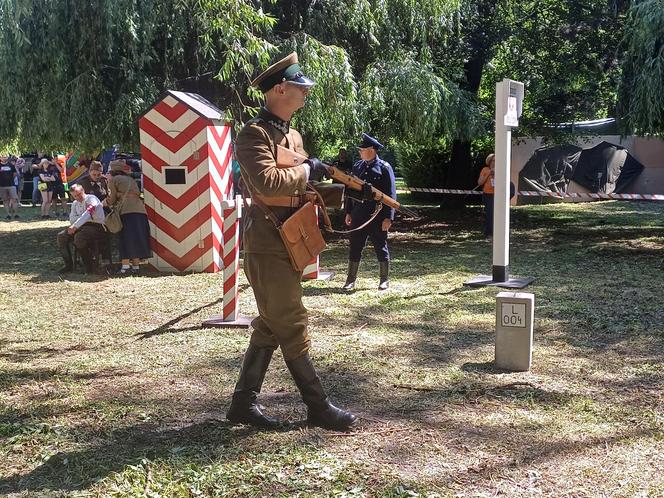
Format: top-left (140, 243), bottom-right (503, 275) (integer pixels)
top-left (139, 90), bottom-right (233, 272)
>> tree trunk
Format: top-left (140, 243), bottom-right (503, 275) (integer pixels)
top-left (441, 55), bottom-right (486, 208)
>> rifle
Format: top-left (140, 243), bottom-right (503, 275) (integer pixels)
top-left (276, 145), bottom-right (418, 218)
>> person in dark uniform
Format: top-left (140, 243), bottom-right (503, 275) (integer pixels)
top-left (343, 133), bottom-right (397, 291)
top-left (228, 52), bottom-right (357, 431)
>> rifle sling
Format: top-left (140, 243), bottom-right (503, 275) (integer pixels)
top-left (245, 182), bottom-right (381, 235)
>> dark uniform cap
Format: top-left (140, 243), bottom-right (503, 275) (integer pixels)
top-left (251, 52), bottom-right (315, 93)
top-left (358, 133), bottom-right (384, 150)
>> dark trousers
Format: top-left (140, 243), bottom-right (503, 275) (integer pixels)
top-left (482, 193), bottom-right (494, 236)
top-left (57, 223), bottom-right (107, 269)
top-left (348, 219), bottom-right (389, 262)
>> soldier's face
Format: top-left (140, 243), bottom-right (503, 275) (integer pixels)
top-left (359, 147), bottom-right (377, 162)
top-left (283, 82), bottom-right (310, 110)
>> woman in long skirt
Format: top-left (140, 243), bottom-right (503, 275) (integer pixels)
top-left (106, 160), bottom-right (151, 276)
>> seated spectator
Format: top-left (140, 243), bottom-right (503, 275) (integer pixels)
top-left (0, 155), bottom-right (19, 219)
top-left (57, 184), bottom-right (106, 274)
top-left (78, 160), bottom-right (109, 203)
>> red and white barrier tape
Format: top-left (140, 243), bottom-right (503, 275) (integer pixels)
top-left (406, 187), bottom-right (664, 201)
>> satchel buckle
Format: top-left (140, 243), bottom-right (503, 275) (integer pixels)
top-left (299, 226), bottom-right (309, 240)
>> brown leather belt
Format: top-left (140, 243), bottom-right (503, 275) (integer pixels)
top-left (254, 193), bottom-right (317, 208)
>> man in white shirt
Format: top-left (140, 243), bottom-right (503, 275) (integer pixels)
top-left (56, 184), bottom-right (107, 274)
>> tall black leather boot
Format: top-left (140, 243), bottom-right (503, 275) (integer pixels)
top-left (226, 344), bottom-right (280, 428)
top-left (286, 353), bottom-right (357, 431)
top-left (57, 232), bottom-right (74, 273)
top-left (378, 260), bottom-right (389, 290)
top-left (342, 261), bottom-right (360, 291)
top-left (78, 247), bottom-right (95, 275)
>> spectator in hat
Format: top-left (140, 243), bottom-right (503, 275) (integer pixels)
top-left (343, 133), bottom-right (397, 291)
top-left (105, 159), bottom-right (150, 276)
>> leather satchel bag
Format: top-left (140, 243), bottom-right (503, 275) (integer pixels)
top-left (105, 190), bottom-right (127, 234)
top-left (247, 181), bottom-right (328, 272)
top-left (278, 201), bottom-right (326, 272)
top-left (104, 208), bottom-right (123, 233)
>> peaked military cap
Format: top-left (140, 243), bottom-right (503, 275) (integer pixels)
top-left (358, 133), bottom-right (384, 150)
top-left (251, 52), bottom-right (315, 93)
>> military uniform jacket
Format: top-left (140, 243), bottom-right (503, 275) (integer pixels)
top-left (345, 156), bottom-right (396, 222)
top-left (78, 176), bottom-right (109, 202)
top-left (235, 108), bottom-right (342, 255)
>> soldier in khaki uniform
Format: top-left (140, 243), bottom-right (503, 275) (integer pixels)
top-left (227, 52), bottom-right (357, 431)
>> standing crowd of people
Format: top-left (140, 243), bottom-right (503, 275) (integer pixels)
top-left (0, 152), bottom-right (150, 277)
top-left (0, 154), bottom-right (72, 219)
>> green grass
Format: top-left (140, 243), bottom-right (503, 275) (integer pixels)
top-left (1, 201), bottom-right (663, 497)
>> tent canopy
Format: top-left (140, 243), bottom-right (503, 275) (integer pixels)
top-left (519, 141), bottom-right (644, 194)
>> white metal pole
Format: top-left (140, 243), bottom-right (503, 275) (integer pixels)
top-left (493, 80), bottom-right (511, 282)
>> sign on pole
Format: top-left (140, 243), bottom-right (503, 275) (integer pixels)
top-left (465, 78), bottom-right (533, 289)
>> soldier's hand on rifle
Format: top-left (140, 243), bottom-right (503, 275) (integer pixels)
top-left (306, 158), bottom-right (329, 182)
top-left (345, 214), bottom-right (352, 226)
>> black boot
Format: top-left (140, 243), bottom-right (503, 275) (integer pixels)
top-left (378, 261), bottom-right (389, 290)
top-left (57, 232), bottom-right (74, 273)
top-left (226, 344), bottom-right (280, 428)
top-left (342, 261), bottom-right (360, 291)
top-left (286, 353), bottom-right (357, 431)
top-left (78, 247), bottom-right (95, 275)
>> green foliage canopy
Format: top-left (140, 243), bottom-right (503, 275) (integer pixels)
top-left (619, 0), bottom-right (664, 135)
top-left (0, 0), bottom-right (275, 152)
top-left (1, 0), bottom-right (661, 172)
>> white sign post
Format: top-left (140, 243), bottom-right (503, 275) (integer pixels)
top-left (465, 78), bottom-right (534, 289)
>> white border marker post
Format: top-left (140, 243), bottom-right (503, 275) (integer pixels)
top-left (465, 78), bottom-right (534, 289)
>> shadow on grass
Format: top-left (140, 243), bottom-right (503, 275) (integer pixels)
top-left (1, 347), bottom-right (660, 494)
top-left (461, 361), bottom-right (514, 374)
top-left (0, 343), bottom-right (94, 362)
top-left (133, 294), bottom-right (251, 340)
top-left (0, 419), bottom-right (302, 494)
top-left (0, 366), bottom-right (139, 392)
top-left (2, 202), bottom-right (664, 494)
